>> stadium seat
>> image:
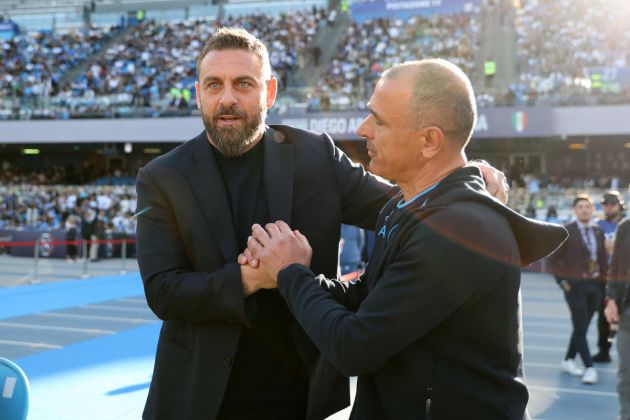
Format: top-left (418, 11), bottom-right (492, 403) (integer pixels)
top-left (0, 357), bottom-right (30, 420)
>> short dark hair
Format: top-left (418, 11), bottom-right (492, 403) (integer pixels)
top-left (196, 27), bottom-right (271, 79)
top-left (382, 59), bottom-right (477, 147)
top-left (573, 194), bottom-right (593, 207)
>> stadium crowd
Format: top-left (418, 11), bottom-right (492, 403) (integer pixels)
top-left (0, 25), bottom-right (121, 117)
top-left (0, 167), bottom-right (137, 235)
top-left (3, 1), bottom-right (630, 117)
top-left (1, 8), bottom-right (323, 119)
top-left (514, 0), bottom-right (630, 105)
top-left (315, 10), bottom-right (480, 111)
top-left (0, 183), bottom-right (137, 249)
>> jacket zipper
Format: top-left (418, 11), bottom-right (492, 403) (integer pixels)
top-left (425, 386), bottom-right (433, 419)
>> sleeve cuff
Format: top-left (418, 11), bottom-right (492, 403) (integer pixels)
top-left (225, 262), bottom-right (256, 327)
top-left (277, 264), bottom-right (315, 289)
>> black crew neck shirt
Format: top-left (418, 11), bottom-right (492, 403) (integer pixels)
top-left (211, 139), bottom-right (309, 419)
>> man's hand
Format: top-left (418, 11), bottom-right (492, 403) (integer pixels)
top-left (605, 299), bottom-right (620, 324)
top-left (238, 251), bottom-right (260, 268)
top-left (247, 221), bottom-right (312, 281)
top-left (240, 263), bottom-right (276, 297)
top-left (469, 160), bottom-right (509, 204)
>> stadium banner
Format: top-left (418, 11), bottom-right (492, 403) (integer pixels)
top-left (2, 105), bottom-right (630, 142)
top-left (350, 0), bottom-right (481, 23)
top-left (272, 107), bottom-right (553, 139)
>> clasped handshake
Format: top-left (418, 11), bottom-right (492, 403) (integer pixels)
top-left (238, 221), bottom-right (312, 296)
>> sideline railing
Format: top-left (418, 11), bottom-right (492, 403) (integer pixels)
top-left (0, 235), bottom-right (136, 284)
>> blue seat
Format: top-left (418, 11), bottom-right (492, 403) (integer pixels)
top-left (0, 357), bottom-right (30, 420)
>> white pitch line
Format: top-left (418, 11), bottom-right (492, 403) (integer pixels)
top-left (116, 298), bottom-right (148, 304)
top-left (524, 345), bottom-right (567, 352)
top-left (0, 321), bottom-right (116, 335)
top-left (35, 312), bottom-right (155, 324)
top-left (79, 304), bottom-right (152, 313)
top-left (524, 362), bottom-right (617, 374)
top-left (523, 321), bottom-right (570, 328)
top-left (0, 339), bottom-right (62, 349)
top-left (528, 385), bottom-right (617, 398)
top-left (523, 332), bottom-right (572, 339)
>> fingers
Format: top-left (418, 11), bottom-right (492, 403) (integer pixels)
top-left (244, 248), bottom-right (259, 268)
top-left (252, 223), bottom-right (271, 244)
top-left (264, 222), bottom-right (281, 238)
top-left (275, 220), bottom-right (293, 234)
top-left (247, 234), bottom-right (265, 259)
top-left (237, 253), bottom-right (248, 265)
top-left (294, 229), bottom-right (309, 246)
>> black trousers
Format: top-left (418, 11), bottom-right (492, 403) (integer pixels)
top-left (597, 281), bottom-right (611, 353)
top-left (563, 279), bottom-right (602, 368)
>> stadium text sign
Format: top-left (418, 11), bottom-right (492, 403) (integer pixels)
top-left (280, 117), bottom-right (366, 136)
top-left (274, 107), bottom-right (550, 140)
top-left (350, 0), bottom-right (480, 22)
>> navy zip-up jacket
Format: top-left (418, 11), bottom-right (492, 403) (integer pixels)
top-left (277, 166), bottom-right (568, 420)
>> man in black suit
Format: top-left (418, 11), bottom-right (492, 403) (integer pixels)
top-left (605, 216), bottom-right (630, 419)
top-left (135, 28), bottom-right (392, 420)
top-left (136, 28), bottom-right (509, 420)
top-left (551, 194), bottom-right (608, 384)
top-left (245, 59), bottom-right (567, 419)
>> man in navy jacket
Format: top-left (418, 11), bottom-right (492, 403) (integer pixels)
top-left (246, 59), bottom-right (567, 419)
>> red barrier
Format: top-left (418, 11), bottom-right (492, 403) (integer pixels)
top-left (0, 238), bottom-right (136, 247)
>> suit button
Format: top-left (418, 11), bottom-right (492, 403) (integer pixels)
top-left (224, 356), bottom-right (232, 366)
top-left (228, 319), bottom-right (240, 325)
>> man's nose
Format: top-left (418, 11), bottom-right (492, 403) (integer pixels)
top-left (356, 116), bottom-right (372, 140)
top-left (219, 86), bottom-right (238, 107)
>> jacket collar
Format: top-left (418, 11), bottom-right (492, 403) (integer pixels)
top-left (186, 128), bottom-right (293, 262)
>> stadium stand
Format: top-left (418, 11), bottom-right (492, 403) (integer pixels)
top-left (2, 0), bottom-right (630, 119)
top-left (316, 10), bottom-right (480, 111)
top-left (0, 8), bottom-right (323, 119)
top-left (514, 0), bottom-right (630, 106)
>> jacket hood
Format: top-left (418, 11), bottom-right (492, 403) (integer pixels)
top-left (408, 166), bottom-right (568, 267)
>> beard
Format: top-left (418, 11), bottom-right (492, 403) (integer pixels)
top-left (202, 103), bottom-right (266, 158)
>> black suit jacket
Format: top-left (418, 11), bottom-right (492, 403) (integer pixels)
top-left (136, 125), bottom-right (392, 420)
top-left (550, 221), bottom-right (608, 285)
top-left (608, 218), bottom-right (630, 313)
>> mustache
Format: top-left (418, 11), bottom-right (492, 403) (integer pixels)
top-left (214, 105), bottom-right (247, 119)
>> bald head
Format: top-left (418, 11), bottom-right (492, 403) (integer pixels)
top-left (382, 59), bottom-right (477, 147)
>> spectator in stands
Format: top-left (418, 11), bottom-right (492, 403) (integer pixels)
top-left (593, 190), bottom-right (627, 363)
top-left (550, 194), bottom-right (608, 384)
top-left (604, 216), bottom-right (630, 420)
top-left (243, 58), bottom-right (566, 419)
top-left (65, 213), bottom-right (80, 263)
top-left (80, 206), bottom-right (98, 261)
top-left (546, 205), bottom-right (559, 223)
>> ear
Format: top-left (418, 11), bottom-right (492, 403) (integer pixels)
top-left (266, 77), bottom-right (278, 109)
top-left (419, 126), bottom-right (445, 158)
top-left (195, 81), bottom-right (201, 110)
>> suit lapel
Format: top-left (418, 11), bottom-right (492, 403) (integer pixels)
top-left (186, 133), bottom-right (239, 263)
top-left (263, 128), bottom-right (293, 224)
